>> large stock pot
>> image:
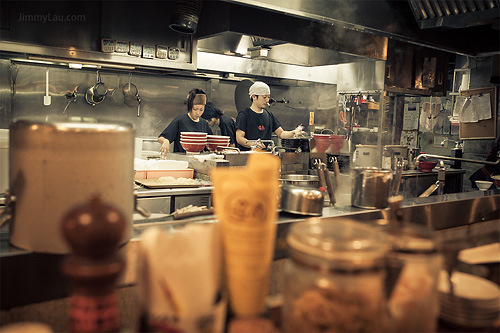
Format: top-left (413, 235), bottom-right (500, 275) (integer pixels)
top-left (7, 120), bottom-right (135, 254)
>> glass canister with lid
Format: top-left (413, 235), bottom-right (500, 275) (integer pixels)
top-left (384, 223), bottom-right (443, 332)
top-left (282, 218), bottom-right (390, 332)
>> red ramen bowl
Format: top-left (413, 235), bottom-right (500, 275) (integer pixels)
top-left (180, 141), bottom-right (206, 153)
top-left (313, 135), bottom-right (331, 153)
top-left (419, 161), bottom-right (437, 172)
top-left (207, 135), bottom-right (230, 140)
top-left (180, 138), bottom-right (207, 143)
top-left (180, 132), bottom-right (207, 139)
top-left (329, 135), bottom-right (345, 153)
top-left (207, 141), bottom-right (230, 151)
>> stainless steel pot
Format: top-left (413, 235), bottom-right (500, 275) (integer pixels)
top-left (281, 138), bottom-right (311, 152)
top-left (8, 120), bottom-right (135, 254)
top-left (281, 185), bottom-right (324, 216)
top-left (85, 71), bottom-right (108, 107)
top-left (280, 174), bottom-right (319, 188)
top-left (351, 167), bottom-right (393, 209)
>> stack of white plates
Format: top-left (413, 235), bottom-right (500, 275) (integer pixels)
top-left (438, 270), bottom-right (500, 327)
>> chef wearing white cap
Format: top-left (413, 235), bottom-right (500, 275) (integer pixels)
top-left (235, 81), bottom-right (301, 151)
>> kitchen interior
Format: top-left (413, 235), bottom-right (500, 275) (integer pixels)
top-left (0, 0), bottom-right (499, 332)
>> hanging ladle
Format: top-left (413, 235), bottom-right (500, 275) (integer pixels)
top-left (124, 72), bottom-right (141, 117)
top-left (111, 75), bottom-right (124, 105)
top-left (123, 72), bottom-right (138, 97)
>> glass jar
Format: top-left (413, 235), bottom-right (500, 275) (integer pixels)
top-left (384, 223), bottom-right (443, 332)
top-left (282, 218), bottom-right (389, 332)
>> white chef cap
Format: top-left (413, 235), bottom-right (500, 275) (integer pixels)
top-left (249, 81), bottom-right (270, 97)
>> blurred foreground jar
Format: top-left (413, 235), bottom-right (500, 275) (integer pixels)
top-left (8, 119), bottom-right (134, 254)
top-left (282, 218), bottom-right (389, 332)
top-left (385, 223), bottom-right (443, 332)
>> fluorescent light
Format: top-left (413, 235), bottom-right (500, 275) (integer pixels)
top-left (68, 63), bottom-right (83, 69)
top-left (27, 56), bottom-right (135, 70)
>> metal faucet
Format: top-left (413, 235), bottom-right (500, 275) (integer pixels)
top-left (419, 161), bottom-right (447, 197)
top-left (416, 152), bottom-right (500, 165)
top-left (440, 139), bottom-right (462, 149)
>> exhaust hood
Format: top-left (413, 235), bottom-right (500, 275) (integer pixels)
top-left (197, 0), bottom-right (499, 60)
top-left (408, 0), bottom-right (500, 29)
top-left (197, 33), bottom-right (373, 67)
top-left (196, 1), bottom-right (388, 67)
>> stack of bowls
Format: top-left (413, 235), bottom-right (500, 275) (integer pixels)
top-left (206, 135), bottom-right (230, 151)
top-left (180, 132), bottom-right (207, 153)
top-left (329, 134), bottom-right (345, 153)
top-left (438, 270), bottom-right (500, 328)
top-left (312, 134), bottom-right (330, 153)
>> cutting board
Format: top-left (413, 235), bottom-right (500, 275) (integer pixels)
top-left (135, 179), bottom-right (200, 189)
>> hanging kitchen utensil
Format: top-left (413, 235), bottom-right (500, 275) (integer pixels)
top-left (136, 94), bottom-right (142, 117)
top-left (85, 71), bottom-right (108, 107)
top-left (9, 63), bottom-right (18, 96)
top-left (322, 163), bottom-right (336, 206)
top-left (63, 87), bottom-right (77, 114)
top-left (111, 75), bottom-right (124, 105)
top-left (44, 68), bottom-right (51, 106)
top-left (123, 72), bottom-right (138, 97)
top-left (124, 73), bottom-right (141, 116)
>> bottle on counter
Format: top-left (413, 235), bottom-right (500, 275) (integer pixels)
top-left (61, 195), bottom-right (126, 333)
top-left (384, 222), bottom-right (443, 332)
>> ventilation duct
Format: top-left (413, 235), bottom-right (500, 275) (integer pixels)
top-left (169, 0), bottom-right (203, 34)
top-left (408, 0), bottom-right (500, 29)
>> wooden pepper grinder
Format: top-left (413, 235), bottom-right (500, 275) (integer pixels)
top-left (61, 195), bottom-right (126, 333)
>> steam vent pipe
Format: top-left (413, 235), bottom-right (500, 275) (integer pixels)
top-left (169, 0), bottom-right (203, 34)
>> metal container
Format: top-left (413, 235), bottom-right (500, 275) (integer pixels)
top-left (383, 145), bottom-right (409, 170)
top-left (8, 120), bottom-right (135, 254)
top-left (280, 185), bottom-right (324, 216)
top-left (351, 167), bottom-right (393, 209)
top-left (280, 174), bottom-right (319, 188)
top-left (353, 145), bottom-right (379, 167)
top-left (281, 138), bottom-right (311, 152)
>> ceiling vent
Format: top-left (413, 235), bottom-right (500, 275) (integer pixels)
top-left (408, 0), bottom-right (500, 29)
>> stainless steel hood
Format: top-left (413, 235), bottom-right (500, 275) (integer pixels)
top-left (197, 1), bottom-right (388, 67)
top-left (197, 32), bottom-right (372, 67)
top-left (197, 0), bottom-right (499, 60)
top-left (408, 0), bottom-right (500, 29)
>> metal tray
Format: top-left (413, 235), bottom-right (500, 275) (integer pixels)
top-left (134, 179), bottom-right (200, 189)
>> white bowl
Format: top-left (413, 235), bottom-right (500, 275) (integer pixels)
top-left (476, 180), bottom-right (493, 191)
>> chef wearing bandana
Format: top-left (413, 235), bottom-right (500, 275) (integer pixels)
top-left (158, 88), bottom-right (213, 155)
top-left (235, 81), bottom-right (302, 151)
top-left (201, 102), bottom-right (237, 147)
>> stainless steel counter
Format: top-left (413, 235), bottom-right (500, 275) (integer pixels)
top-left (1, 188), bottom-right (498, 312)
top-left (135, 186), bottom-right (213, 198)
